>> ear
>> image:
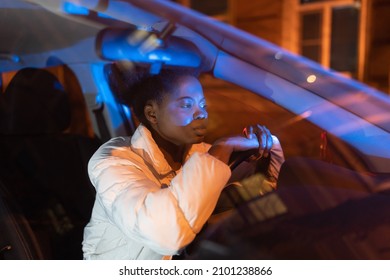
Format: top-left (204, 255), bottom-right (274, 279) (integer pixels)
top-left (144, 102), bottom-right (158, 125)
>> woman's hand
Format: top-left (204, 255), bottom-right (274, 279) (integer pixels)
top-left (208, 124), bottom-right (275, 164)
top-left (208, 135), bottom-right (259, 164)
top-left (243, 124), bottom-right (273, 158)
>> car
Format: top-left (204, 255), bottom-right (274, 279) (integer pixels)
top-left (1, 0), bottom-right (390, 260)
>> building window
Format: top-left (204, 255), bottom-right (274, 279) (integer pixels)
top-left (298, 0), bottom-right (360, 77)
top-left (330, 6), bottom-right (359, 73)
top-left (300, 11), bottom-right (323, 63)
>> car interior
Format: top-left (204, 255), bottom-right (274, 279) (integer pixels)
top-left (0, 67), bottom-right (101, 259)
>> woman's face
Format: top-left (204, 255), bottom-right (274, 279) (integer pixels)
top-left (150, 75), bottom-right (208, 146)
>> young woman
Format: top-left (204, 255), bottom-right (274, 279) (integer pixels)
top-left (82, 66), bottom-right (284, 260)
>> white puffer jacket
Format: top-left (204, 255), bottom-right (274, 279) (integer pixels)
top-left (82, 124), bottom-right (232, 260)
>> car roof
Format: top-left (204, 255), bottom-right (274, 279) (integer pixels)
top-left (1, 0), bottom-right (390, 172)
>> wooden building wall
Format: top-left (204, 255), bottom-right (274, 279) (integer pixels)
top-left (365, 0), bottom-right (390, 93)
top-left (175, 0), bottom-right (389, 93)
top-left (234, 0), bottom-right (284, 46)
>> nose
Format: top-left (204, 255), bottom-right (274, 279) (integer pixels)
top-left (194, 107), bottom-right (208, 120)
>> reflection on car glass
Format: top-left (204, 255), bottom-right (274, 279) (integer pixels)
top-left (240, 192), bottom-right (288, 225)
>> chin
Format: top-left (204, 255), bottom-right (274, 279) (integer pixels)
top-left (193, 135), bottom-right (205, 143)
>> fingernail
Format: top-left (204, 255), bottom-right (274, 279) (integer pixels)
top-left (243, 127), bottom-right (248, 137)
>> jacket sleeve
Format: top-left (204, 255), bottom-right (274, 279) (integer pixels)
top-left (227, 135), bottom-right (285, 196)
top-left (262, 135), bottom-right (285, 192)
top-left (88, 141), bottom-right (231, 256)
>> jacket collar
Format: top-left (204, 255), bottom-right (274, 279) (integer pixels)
top-left (131, 124), bottom-right (206, 176)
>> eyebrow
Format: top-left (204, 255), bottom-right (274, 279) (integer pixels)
top-left (176, 96), bottom-right (206, 102)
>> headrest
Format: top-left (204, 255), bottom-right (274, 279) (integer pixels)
top-left (0, 68), bottom-right (71, 135)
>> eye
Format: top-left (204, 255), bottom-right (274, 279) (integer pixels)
top-left (200, 102), bottom-right (207, 109)
top-left (180, 103), bottom-right (193, 109)
top-left (179, 99), bottom-right (194, 109)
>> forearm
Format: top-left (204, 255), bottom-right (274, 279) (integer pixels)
top-left (170, 152), bottom-right (231, 232)
top-left (208, 143), bottom-right (233, 164)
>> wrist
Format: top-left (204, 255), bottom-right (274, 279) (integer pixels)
top-left (208, 143), bottom-right (233, 164)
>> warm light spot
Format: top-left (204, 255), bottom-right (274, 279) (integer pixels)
top-left (306, 74), bottom-right (317, 83)
top-left (274, 52), bottom-right (283, 60)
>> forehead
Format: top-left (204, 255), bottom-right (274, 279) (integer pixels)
top-left (170, 75), bottom-right (203, 98)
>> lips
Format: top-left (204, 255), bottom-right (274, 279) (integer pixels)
top-left (193, 126), bottom-right (207, 136)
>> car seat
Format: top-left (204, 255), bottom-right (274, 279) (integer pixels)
top-left (0, 179), bottom-right (44, 260)
top-left (0, 67), bottom-right (101, 259)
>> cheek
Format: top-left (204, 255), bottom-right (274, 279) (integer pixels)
top-left (167, 111), bottom-right (193, 127)
top-left (176, 116), bottom-right (193, 126)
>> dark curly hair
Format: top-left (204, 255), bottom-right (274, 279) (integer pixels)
top-left (106, 63), bottom-right (199, 127)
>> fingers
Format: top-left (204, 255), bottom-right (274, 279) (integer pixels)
top-left (258, 125), bottom-right (273, 158)
top-left (244, 124), bottom-right (273, 158)
top-left (221, 123), bottom-right (275, 155)
top-left (243, 126), bottom-right (254, 139)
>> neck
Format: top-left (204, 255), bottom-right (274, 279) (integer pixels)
top-left (149, 128), bottom-right (189, 171)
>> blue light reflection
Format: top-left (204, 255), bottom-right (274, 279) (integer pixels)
top-left (62, 2), bottom-right (89, 15)
top-left (91, 64), bottom-right (125, 132)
